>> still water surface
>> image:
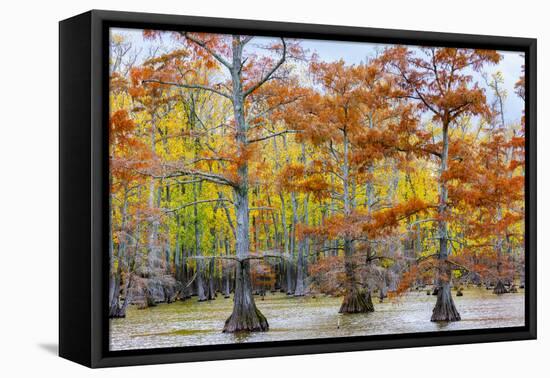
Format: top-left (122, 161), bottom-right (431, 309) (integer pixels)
top-left (110, 288), bottom-right (525, 351)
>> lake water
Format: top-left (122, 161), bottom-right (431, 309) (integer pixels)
top-left (110, 288), bottom-right (525, 351)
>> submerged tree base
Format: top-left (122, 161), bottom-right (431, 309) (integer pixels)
top-left (223, 305), bottom-right (269, 333)
top-left (431, 283), bottom-right (461, 322)
top-left (493, 280), bottom-right (509, 295)
top-left (222, 256), bottom-right (269, 333)
top-left (109, 306), bottom-right (127, 318)
top-left (339, 289), bottom-right (374, 313)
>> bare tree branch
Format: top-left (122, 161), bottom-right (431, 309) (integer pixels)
top-left (247, 129), bottom-right (301, 144)
top-left (182, 157), bottom-right (235, 166)
top-left (218, 191), bottom-right (236, 238)
top-left (243, 38), bottom-right (287, 98)
top-left (142, 79), bottom-right (233, 101)
top-left (241, 35), bottom-right (254, 46)
top-left (181, 32), bottom-right (233, 69)
top-left (166, 168), bottom-right (237, 187)
top-left (164, 198), bottom-right (234, 214)
top-left (135, 166), bottom-right (237, 187)
top-left (185, 250), bottom-right (289, 263)
top-left (246, 94), bottom-right (305, 124)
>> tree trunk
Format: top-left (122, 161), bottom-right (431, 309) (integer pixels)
top-left (286, 191), bottom-right (298, 295)
top-left (174, 214), bottom-right (181, 282)
top-left (493, 203), bottom-right (508, 295)
top-left (109, 270), bottom-right (122, 317)
top-left (224, 269), bottom-right (231, 298)
top-left (108, 206), bottom-right (117, 312)
top-left (224, 261), bottom-right (268, 332)
top-left (147, 115), bottom-right (161, 272)
top-left (223, 36), bottom-right (268, 332)
top-left (493, 279), bottom-right (508, 295)
top-left (285, 134), bottom-right (297, 295)
top-left (294, 146), bottom-right (308, 297)
top-left (431, 281), bottom-right (461, 321)
top-left (339, 237), bottom-right (374, 313)
top-left (208, 250), bottom-right (217, 300)
top-left (339, 288), bottom-right (374, 313)
top-left (110, 271), bottom-right (133, 318)
top-left (109, 186), bottom-right (130, 317)
top-left (279, 192), bottom-right (291, 293)
top-left (223, 186), bottom-right (268, 332)
top-left (183, 263), bottom-right (192, 299)
top-left (164, 228), bottom-right (171, 274)
top-left (223, 238), bottom-right (232, 298)
top-left (294, 193), bottom-right (309, 297)
top-left (294, 238), bottom-right (305, 296)
top-left (431, 120), bottom-right (461, 322)
top-left (193, 180), bottom-right (207, 302)
top-left (339, 131), bottom-right (373, 313)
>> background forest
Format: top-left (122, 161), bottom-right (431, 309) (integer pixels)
top-left (108, 28), bottom-right (526, 342)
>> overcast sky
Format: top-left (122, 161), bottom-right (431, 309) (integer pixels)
top-left (112, 28), bottom-right (524, 125)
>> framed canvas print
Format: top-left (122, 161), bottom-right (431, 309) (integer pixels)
top-left (59, 10), bottom-right (536, 368)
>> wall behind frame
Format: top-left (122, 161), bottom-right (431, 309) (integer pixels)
top-left (0, 0), bottom-right (546, 377)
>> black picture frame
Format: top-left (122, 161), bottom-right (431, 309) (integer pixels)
top-left (59, 9), bottom-right (537, 368)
